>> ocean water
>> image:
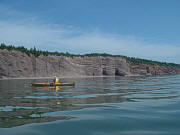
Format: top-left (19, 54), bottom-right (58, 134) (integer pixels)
top-left (0, 75), bottom-right (180, 135)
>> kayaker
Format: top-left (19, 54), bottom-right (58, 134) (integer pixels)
top-left (53, 76), bottom-right (59, 84)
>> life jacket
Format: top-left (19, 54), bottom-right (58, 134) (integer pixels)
top-left (55, 78), bottom-right (59, 83)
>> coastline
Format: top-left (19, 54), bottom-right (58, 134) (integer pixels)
top-left (1, 49), bottom-right (180, 79)
top-left (0, 74), bottom-right (143, 80)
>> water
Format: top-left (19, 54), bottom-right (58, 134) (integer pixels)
top-left (0, 75), bottom-right (180, 135)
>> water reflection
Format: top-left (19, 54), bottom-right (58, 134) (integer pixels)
top-left (0, 75), bottom-right (180, 128)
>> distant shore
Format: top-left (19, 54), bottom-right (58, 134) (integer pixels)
top-left (1, 45), bottom-right (180, 79)
top-left (0, 74), bottom-right (144, 80)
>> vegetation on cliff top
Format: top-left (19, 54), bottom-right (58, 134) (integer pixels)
top-left (0, 43), bottom-right (180, 68)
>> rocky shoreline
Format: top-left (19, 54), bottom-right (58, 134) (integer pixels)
top-left (0, 49), bottom-right (180, 78)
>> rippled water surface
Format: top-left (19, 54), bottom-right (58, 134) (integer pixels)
top-left (0, 75), bottom-right (180, 135)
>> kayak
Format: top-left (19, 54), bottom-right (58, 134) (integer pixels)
top-left (32, 82), bottom-right (75, 87)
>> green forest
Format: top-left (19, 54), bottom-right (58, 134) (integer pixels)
top-left (1, 43), bottom-right (180, 68)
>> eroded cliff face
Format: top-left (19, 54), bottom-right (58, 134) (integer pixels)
top-left (0, 49), bottom-right (180, 78)
top-left (128, 62), bottom-right (180, 76)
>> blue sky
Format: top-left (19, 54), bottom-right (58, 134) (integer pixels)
top-left (0, 0), bottom-right (180, 63)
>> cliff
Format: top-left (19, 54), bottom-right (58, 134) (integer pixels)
top-left (0, 49), bottom-right (180, 78)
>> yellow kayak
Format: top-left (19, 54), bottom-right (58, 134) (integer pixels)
top-left (32, 82), bottom-right (75, 87)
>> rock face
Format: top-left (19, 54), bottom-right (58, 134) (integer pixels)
top-left (0, 49), bottom-right (180, 78)
top-left (128, 62), bottom-right (180, 76)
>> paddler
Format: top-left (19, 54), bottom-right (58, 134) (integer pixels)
top-left (53, 76), bottom-right (59, 84)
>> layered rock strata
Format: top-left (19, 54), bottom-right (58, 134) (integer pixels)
top-left (0, 49), bottom-right (180, 78)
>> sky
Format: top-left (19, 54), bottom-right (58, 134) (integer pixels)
top-left (0, 0), bottom-right (180, 63)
